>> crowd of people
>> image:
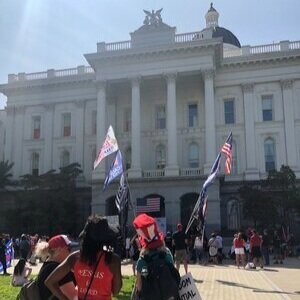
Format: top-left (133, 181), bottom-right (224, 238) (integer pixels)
top-left (0, 218), bottom-right (299, 300)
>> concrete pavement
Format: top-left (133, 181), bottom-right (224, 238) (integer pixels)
top-left (9, 257), bottom-right (300, 299)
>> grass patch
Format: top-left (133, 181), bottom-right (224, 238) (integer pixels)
top-left (0, 275), bottom-right (135, 300)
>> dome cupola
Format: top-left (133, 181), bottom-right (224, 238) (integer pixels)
top-left (205, 3), bottom-right (219, 28)
top-left (203, 3), bottom-right (241, 48)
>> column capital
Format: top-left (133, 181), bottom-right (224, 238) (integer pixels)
top-left (6, 106), bottom-right (15, 115)
top-left (202, 69), bottom-right (215, 80)
top-left (75, 100), bottom-right (85, 108)
top-left (130, 76), bottom-right (142, 86)
top-left (281, 79), bottom-right (293, 90)
top-left (15, 105), bottom-right (25, 114)
top-left (95, 80), bottom-right (107, 90)
top-left (164, 72), bottom-right (177, 82)
top-left (242, 83), bottom-right (254, 93)
top-left (44, 103), bottom-right (54, 112)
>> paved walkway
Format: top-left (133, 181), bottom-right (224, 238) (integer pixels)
top-left (9, 258), bottom-right (300, 299)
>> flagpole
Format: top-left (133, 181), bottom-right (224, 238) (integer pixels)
top-left (124, 171), bottom-right (136, 218)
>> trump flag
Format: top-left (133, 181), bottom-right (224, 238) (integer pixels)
top-left (94, 126), bottom-right (119, 169)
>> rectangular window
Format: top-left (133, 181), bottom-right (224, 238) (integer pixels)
top-left (124, 108), bottom-right (131, 132)
top-left (32, 153), bottom-right (39, 176)
top-left (156, 105), bottom-right (166, 130)
top-left (62, 113), bottom-right (71, 137)
top-left (92, 111), bottom-right (97, 135)
top-left (262, 95), bottom-right (273, 121)
top-left (188, 104), bottom-right (198, 127)
top-left (224, 99), bottom-right (235, 124)
top-left (32, 116), bottom-right (41, 139)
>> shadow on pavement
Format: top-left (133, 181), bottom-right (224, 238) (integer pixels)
top-left (217, 280), bottom-right (296, 296)
top-left (253, 289), bottom-right (296, 295)
top-left (262, 268), bottom-right (278, 272)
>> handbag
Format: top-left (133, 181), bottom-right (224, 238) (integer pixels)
top-left (83, 252), bottom-right (104, 300)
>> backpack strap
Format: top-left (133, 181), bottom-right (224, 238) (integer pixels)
top-left (82, 252), bottom-right (104, 300)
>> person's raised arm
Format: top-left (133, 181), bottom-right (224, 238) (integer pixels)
top-left (45, 251), bottom-right (79, 300)
top-left (109, 253), bottom-right (122, 296)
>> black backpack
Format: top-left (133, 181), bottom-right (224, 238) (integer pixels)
top-left (16, 279), bottom-right (42, 300)
top-left (140, 251), bottom-right (180, 300)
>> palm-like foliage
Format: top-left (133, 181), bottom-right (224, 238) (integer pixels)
top-left (0, 160), bottom-right (14, 188)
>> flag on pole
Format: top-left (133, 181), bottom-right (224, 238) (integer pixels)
top-left (221, 132), bottom-right (233, 174)
top-left (115, 174), bottom-right (129, 213)
top-left (185, 153), bottom-right (221, 234)
top-left (103, 150), bottom-right (124, 191)
top-left (115, 174), bottom-right (130, 245)
top-left (0, 239), bottom-right (14, 273)
top-left (94, 126), bottom-right (119, 169)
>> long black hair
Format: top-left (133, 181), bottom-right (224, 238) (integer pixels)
top-left (79, 215), bottom-right (118, 266)
top-left (13, 258), bottom-right (26, 276)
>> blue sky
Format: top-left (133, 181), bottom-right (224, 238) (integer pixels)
top-left (0, 0), bottom-right (299, 108)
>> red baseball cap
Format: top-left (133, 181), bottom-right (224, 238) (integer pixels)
top-left (48, 235), bottom-right (71, 250)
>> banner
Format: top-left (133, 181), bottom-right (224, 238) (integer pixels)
top-left (155, 217), bottom-right (166, 236)
top-left (179, 272), bottom-right (202, 300)
top-left (0, 239), bottom-right (14, 273)
top-left (94, 125), bottom-right (119, 169)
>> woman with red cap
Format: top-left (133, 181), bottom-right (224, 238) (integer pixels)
top-left (133, 214), bottom-right (175, 296)
top-left (35, 234), bottom-right (76, 300)
top-left (45, 215), bottom-right (122, 300)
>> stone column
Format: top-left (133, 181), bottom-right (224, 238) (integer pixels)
top-left (4, 106), bottom-right (14, 165)
top-left (75, 100), bottom-right (85, 169)
top-left (203, 69), bottom-right (216, 174)
top-left (128, 77), bottom-right (142, 178)
top-left (165, 73), bottom-right (179, 176)
top-left (242, 84), bottom-right (259, 180)
top-left (94, 81), bottom-right (107, 179)
top-left (13, 106), bottom-right (25, 178)
top-left (44, 104), bottom-right (54, 172)
top-left (281, 80), bottom-right (297, 168)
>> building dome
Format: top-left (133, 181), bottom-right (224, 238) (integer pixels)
top-left (204, 3), bottom-right (241, 48)
top-left (212, 26), bottom-right (241, 48)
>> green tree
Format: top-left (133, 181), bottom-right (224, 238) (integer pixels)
top-left (266, 165), bottom-right (299, 225)
top-left (9, 163), bottom-right (83, 235)
top-left (0, 160), bottom-right (14, 188)
top-left (239, 184), bottom-right (278, 228)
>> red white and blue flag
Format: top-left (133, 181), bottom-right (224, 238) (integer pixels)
top-left (94, 125), bottom-right (119, 169)
top-left (0, 239), bottom-right (14, 273)
top-left (136, 197), bottom-right (160, 214)
top-left (221, 132), bottom-right (233, 174)
top-left (103, 150), bottom-right (124, 191)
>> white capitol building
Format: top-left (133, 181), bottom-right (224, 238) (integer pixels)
top-left (1, 4), bottom-right (300, 231)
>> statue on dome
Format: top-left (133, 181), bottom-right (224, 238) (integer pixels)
top-left (143, 8), bottom-right (163, 26)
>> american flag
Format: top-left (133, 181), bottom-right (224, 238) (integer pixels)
top-left (221, 132), bottom-right (233, 174)
top-left (136, 197), bottom-right (160, 214)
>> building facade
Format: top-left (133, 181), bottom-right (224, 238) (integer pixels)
top-left (1, 5), bottom-right (300, 231)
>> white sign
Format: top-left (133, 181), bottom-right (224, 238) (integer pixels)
top-left (155, 217), bottom-right (166, 236)
top-left (179, 272), bottom-right (202, 300)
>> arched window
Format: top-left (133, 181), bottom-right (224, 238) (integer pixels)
top-left (32, 152), bottom-right (39, 176)
top-left (125, 147), bottom-right (131, 170)
top-left (156, 144), bottom-right (166, 169)
top-left (264, 138), bottom-right (276, 172)
top-left (61, 150), bottom-right (70, 168)
top-left (232, 140), bottom-right (238, 174)
top-left (188, 143), bottom-right (199, 168)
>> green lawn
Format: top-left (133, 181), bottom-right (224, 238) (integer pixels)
top-left (0, 275), bottom-right (135, 300)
